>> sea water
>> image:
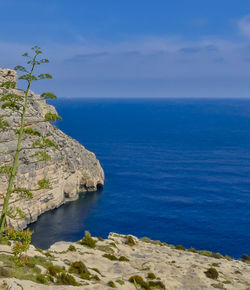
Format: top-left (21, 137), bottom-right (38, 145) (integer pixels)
top-left (29, 99), bottom-right (250, 258)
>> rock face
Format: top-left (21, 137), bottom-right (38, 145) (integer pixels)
top-left (0, 68), bottom-right (105, 229)
top-left (0, 233), bottom-right (250, 289)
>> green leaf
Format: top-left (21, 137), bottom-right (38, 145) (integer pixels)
top-left (19, 74), bottom-right (38, 82)
top-left (14, 65), bottom-right (27, 72)
top-left (41, 92), bottom-right (57, 99)
top-left (40, 58), bottom-right (49, 63)
top-left (0, 166), bottom-right (12, 176)
top-left (45, 112), bottom-right (62, 122)
top-left (0, 93), bottom-right (23, 103)
top-left (6, 206), bottom-right (26, 220)
top-left (38, 179), bottom-right (52, 190)
top-left (0, 118), bottom-right (9, 130)
top-left (38, 73), bottom-right (52, 80)
top-left (32, 137), bottom-right (58, 149)
top-left (0, 81), bottom-right (15, 89)
top-left (12, 187), bottom-right (33, 199)
top-left (30, 151), bottom-right (51, 162)
top-left (1, 101), bottom-right (21, 111)
top-left (23, 127), bottom-right (41, 136)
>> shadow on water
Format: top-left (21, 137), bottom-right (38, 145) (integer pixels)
top-left (29, 190), bottom-right (103, 249)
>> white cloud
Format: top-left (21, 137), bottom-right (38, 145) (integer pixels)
top-left (1, 33), bottom-right (250, 98)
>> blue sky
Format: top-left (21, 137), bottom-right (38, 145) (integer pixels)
top-left (1, 0), bottom-right (250, 98)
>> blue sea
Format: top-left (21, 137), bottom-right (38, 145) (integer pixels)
top-left (29, 99), bottom-right (250, 258)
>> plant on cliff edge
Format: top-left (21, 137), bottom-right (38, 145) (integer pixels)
top-left (0, 47), bottom-right (61, 242)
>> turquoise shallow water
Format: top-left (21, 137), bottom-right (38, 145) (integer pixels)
top-left (29, 99), bottom-right (250, 258)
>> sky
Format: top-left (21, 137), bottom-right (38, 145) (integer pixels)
top-left (1, 0), bottom-right (250, 98)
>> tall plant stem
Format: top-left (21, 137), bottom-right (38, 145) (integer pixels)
top-left (0, 57), bottom-right (37, 238)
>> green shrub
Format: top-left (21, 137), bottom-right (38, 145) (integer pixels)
top-left (125, 235), bottom-right (136, 246)
top-left (119, 256), bottom-right (129, 262)
top-left (188, 248), bottom-right (198, 253)
top-left (140, 237), bottom-right (151, 243)
top-left (69, 261), bottom-right (89, 275)
top-left (242, 254), bottom-right (250, 262)
top-left (116, 279), bottom-right (125, 285)
top-left (98, 237), bottom-right (104, 241)
top-left (128, 275), bottom-right (149, 289)
top-left (45, 252), bottom-right (52, 257)
top-left (212, 253), bottom-right (223, 259)
top-left (103, 254), bottom-right (118, 261)
top-left (47, 264), bottom-right (65, 276)
top-left (97, 245), bottom-right (114, 253)
top-left (57, 272), bottom-right (79, 286)
top-left (107, 280), bottom-right (116, 288)
top-left (68, 245), bottom-right (76, 252)
top-left (147, 272), bottom-right (156, 279)
top-left (175, 245), bottom-right (186, 251)
top-left (204, 267), bottom-right (219, 280)
top-left (36, 274), bottom-right (48, 284)
top-left (80, 272), bottom-right (91, 280)
top-left (80, 231), bottom-right (96, 248)
top-left (148, 280), bottom-right (166, 289)
top-left (36, 248), bottom-right (43, 253)
top-left (0, 81), bottom-right (15, 89)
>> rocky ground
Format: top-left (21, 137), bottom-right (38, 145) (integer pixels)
top-left (0, 232), bottom-right (249, 289)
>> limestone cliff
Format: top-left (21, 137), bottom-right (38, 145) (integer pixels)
top-left (0, 68), bottom-right (105, 229)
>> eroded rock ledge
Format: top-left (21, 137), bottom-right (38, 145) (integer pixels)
top-left (0, 233), bottom-right (249, 289)
top-left (0, 68), bottom-right (105, 229)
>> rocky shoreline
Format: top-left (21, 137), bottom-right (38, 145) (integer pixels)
top-left (0, 232), bottom-right (249, 289)
top-left (0, 68), bottom-right (104, 229)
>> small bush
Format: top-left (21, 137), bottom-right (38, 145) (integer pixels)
top-left (68, 245), bottom-right (76, 252)
top-left (125, 235), bottom-right (136, 246)
top-left (36, 274), bottom-right (48, 284)
top-left (212, 253), bottom-right (223, 259)
top-left (140, 237), bottom-right (151, 243)
top-left (188, 248), bottom-right (198, 253)
top-left (92, 268), bottom-right (102, 275)
top-left (47, 264), bottom-right (65, 276)
top-left (0, 81), bottom-right (15, 89)
top-left (98, 237), bottom-right (104, 241)
top-left (147, 272), bottom-right (156, 279)
top-left (81, 231), bottom-right (96, 248)
top-left (204, 267), bottom-right (219, 280)
top-left (97, 245), bottom-right (114, 253)
top-left (45, 252), bottom-right (52, 257)
top-left (175, 245), bottom-right (186, 251)
top-left (116, 279), bottom-right (125, 285)
top-left (57, 272), bottom-right (79, 286)
top-left (148, 280), bottom-right (166, 289)
top-left (119, 256), bottom-right (129, 262)
top-left (242, 254), bottom-right (250, 262)
top-left (211, 263), bottom-right (220, 267)
top-left (107, 280), bottom-right (116, 288)
top-left (103, 253), bottom-right (118, 261)
top-left (69, 261), bottom-right (89, 275)
top-left (80, 272), bottom-right (91, 280)
top-left (129, 275), bottom-right (148, 289)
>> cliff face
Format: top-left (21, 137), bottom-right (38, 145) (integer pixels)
top-left (0, 68), bottom-right (105, 229)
